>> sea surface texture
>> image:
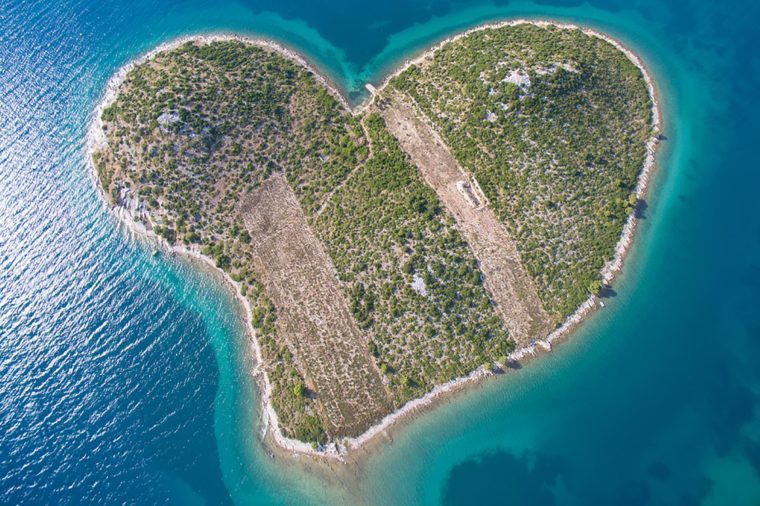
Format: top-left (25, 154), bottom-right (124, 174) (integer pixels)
top-left (1, 0), bottom-right (759, 504)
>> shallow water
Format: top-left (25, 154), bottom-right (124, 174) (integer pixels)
top-left (1, 0), bottom-right (758, 504)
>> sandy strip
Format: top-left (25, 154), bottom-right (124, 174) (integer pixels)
top-left (86, 19), bottom-right (662, 462)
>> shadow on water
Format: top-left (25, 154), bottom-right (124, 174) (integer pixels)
top-left (442, 450), bottom-right (564, 506)
top-left (598, 284), bottom-right (617, 298)
top-left (506, 359), bottom-right (523, 370)
top-left (744, 437), bottom-right (760, 478)
top-left (491, 360), bottom-right (522, 373)
top-left (633, 199), bottom-right (648, 219)
top-left (646, 460), bottom-right (671, 481)
top-left (442, 450), bottom-right (722, 506)
top-left (706, 384), bottom-right (756, 457)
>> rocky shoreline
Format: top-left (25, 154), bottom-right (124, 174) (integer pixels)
top-left (87, 19), bottom-right (662, 462)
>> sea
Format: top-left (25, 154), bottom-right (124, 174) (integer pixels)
top-left (0, 0), bottom-right (758, 504)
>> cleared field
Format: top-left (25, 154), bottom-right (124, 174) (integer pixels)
top-left (380, 95), bottom-right (554, 345)
top-left (241, 175), bottom-right (392, 437)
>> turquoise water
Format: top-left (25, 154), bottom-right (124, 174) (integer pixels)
top-left (1, 0), bottom-right (758, 504)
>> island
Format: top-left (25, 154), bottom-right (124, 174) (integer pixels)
top-left (89, 21), bottom-right (659, 458)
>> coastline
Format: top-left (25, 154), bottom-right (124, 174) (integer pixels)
top-left (86, 19), bottom-right (662, 463)
top-left (364, 17), bottom-right (662, 356)
top-left (86, 33), bottom-right (350, 157)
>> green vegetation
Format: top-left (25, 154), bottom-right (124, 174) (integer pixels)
top-left (94, 41), bottom-right (358, 443)
top-left (94, 39), bottom-right (511, 442)
top-left (94, 24), bottom-right (653, 444)
top-left (247, 278), bottom-right (326, 443)
top-left (390, 24), bottom-right (652, 318)
top-left (315, 113), bottom-right (512, 404)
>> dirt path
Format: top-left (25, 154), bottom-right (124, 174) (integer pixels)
top-left (380, 95), bottom-right (554, 346)
top-left (241, 174), bottom-right (391, 437)
top-left (313, 116), bottom-right (375, 219)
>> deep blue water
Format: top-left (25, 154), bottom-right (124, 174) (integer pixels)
top-left (1, 0), bottom-right (758, 504)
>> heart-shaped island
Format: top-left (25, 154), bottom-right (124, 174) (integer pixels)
top-left (90, 21), bottom-right (659, 457)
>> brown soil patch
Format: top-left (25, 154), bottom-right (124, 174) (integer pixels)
top-left (241, 174), bottom-right (392, 436)
top-left (380, 95), bottom-right (554, 346)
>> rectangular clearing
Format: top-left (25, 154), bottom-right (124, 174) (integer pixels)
top-left (380, 96), bottom-right (554, 346)
top-left (241, 174), bottom-right (391, 437)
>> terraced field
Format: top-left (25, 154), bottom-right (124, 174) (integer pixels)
top-left (389, 23), bottom-right (652, 319)
top-left (241, 175), bottom-right (391, 437)
top-left (379, 94), bottom-right (554, 345)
